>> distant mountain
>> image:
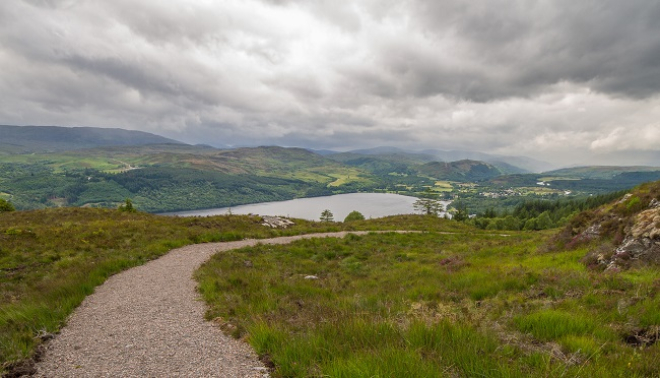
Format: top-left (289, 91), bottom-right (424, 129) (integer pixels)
top-left (417, 159), bottom-right (504, 182)
top-left (206, 146), bottom-right (339, 174)
top-left (420, 149), bottom-right (553, 173)
top-left (0, 125), bottom-right (185, 154)
top-left (342, 146), bottom-right (549, 173)
top-left (487, 161), bottom-right (530, 175)
top-left (305, 148), bottom-right (339, 156)
top-left (43, 144), bottom-right (342, 176)
top-left (327, 152), bottom-right (428, 176)
top-left (347, 146), bottom-right (409, 155)
top-left (344, 147), bottom-right (437, 163)
top-left (331, 150), bottom-right (529, 178)
top-left (544, 166), bottom-right (660, 180)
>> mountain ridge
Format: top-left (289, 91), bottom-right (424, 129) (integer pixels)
top-left (0, 125), bottom-right (185, 154)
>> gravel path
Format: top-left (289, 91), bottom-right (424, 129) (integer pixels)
top-left (31, 231), bottom-right (378, 378)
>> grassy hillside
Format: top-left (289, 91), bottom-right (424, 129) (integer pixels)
top-left (0, 209), bottom-right (471, 375)
top-left (328, 152), bottom-right (425, 175)
top-left (0, 146), bottom-right (382, 212)
top-left (0, 164), bottom-right (334, 213)
top-left (3, 185), bottom-right (660, 376)
top-left (418, 159), bottom-right (504, 181)
top-left (196, 195), bottom-right (660, 376)
top-left (0, 125), bottom-right (183, 154)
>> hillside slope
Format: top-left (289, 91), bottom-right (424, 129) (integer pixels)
top-left (0, 145), bottom-right (381, 212)
top-left (418, 159), bottom-right (503, 181)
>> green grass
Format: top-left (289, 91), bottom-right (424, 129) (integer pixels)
top-left (0, 209), bottom-right (468, 374)
top-left (5, 206), bottom-right (660, 376)
top-left (196, 230), bottom-right (660, 377)
top-left (514, 310), bottom-right (602, 341)
top-left (0, 209), bottom-right (351, 373)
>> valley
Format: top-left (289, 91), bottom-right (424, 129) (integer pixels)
top-left (2, 126), bottom-right (659, 218)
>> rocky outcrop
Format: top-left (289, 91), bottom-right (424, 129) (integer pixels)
top-left (602, 202), bottom-right (660, 270)
top-left (261, 216), bottom-right (295, 228)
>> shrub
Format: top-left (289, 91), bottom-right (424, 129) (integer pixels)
top-left (118, 198), bottom-right (137, 213)
top-left (344, 210), bottom-right (365, 222)
top-left (0, 198), bottom-right (15, 212)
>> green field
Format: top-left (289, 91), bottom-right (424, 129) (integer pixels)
top-left (433, 180), bottom-right (454, 191)
top-left (538, 176), bottom-right (581, 182)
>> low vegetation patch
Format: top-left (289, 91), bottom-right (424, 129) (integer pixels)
top-left (197, 231), bottom-right (660, 377)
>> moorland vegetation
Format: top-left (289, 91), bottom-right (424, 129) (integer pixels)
top-left (0, 208), bottom-right (466, 375)
top-left (196, 182), bottom-right (660, 377)
top-left (1, 180), bottom-right (660, 376)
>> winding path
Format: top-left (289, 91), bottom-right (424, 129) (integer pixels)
top-left (32, 232), bottom-right (383, 377)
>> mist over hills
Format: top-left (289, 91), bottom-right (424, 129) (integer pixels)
top-left (2, 125), bottom-right (659, 174)
top-left (343, 146), bottom-right (553, 173)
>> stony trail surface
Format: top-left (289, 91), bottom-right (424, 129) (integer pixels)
top-left (31, 231), bottom-right (388, 377)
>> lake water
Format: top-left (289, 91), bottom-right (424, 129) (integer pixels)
top-left (162, 193), bottom-right (451, 221)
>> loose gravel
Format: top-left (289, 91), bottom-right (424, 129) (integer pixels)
top-left (31, 232), bottom-right (377, 378)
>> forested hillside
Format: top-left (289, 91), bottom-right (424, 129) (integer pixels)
top-left (2, 126), bottom-right (660, 214)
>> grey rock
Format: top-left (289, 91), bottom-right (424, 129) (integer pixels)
top-left (649, 198), bottom-right (660, 209)
top-left (261, 216), bottom-right (295, 229)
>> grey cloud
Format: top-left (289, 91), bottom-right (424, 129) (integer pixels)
top-left (1, 0), bottom-right (660, 166)
top-left (22, 0), bottom-right (81, 10)
top-left (405, 0), bottom-right (660, 100)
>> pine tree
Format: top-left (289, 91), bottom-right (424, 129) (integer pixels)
top-left (320, 209), bottom-right (334, 222)
top-left (413, 188), bottom-right (443, 216)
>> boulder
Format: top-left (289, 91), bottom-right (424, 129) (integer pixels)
top-left (261, 216), bottom-right (295, 228)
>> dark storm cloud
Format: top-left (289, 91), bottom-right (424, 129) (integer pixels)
top-left (1, 0), bottom-right (660, 165)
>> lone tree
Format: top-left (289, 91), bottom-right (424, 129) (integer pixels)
top-left (118, 198), bottom-right (137, 213)
top-left (344, 210), bottom-right (365, 222)
top-left (413, 189), bottom-right (444, 216)
top-left (0, 198), bottom-right (15, 212)
top-left (320, 209), bottom-right (334, 222)
top-left (452, 200), bottom-right (469, 222)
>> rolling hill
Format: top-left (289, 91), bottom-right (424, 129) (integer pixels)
top-left (0, 125), bottom-right (184, 154)
top-left (344, 146), bottom-right (551, 173)
top-left (418, 159), bottom-right (504, 181)
top-left (3, 125), bottom-right (660, 215)
top-left (543, 165), bottom-right (660, 179)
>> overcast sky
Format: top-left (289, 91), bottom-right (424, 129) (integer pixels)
top-left (2, 0), bottom-right (660, 166)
